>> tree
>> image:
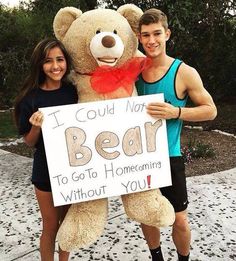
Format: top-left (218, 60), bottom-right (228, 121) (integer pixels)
top-left (104, 0), bottom-right (236, 100)
top-left (0, 0), bottom-right (99, 108)
top-left (0, 0), bottom-right (235, 107)
top-left (0, 6), bottom-right (32, 107)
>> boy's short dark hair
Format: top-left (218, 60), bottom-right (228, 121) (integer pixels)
top-left (139, 8), bottom-right (168, 32)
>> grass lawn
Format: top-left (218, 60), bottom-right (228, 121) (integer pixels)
top-left (0, 110), bottom-right (18, 139)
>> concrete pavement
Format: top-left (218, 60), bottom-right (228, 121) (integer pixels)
top-left (0, 149), bottom-right (235, 260)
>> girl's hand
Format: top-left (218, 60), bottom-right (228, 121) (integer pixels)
top-left (24, 111), bottom-right (44, 147)
top-left (29, 111), bottom-right (44, 127)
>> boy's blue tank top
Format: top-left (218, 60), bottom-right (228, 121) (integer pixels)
top-left (136, 59), bottom-right (188, 156)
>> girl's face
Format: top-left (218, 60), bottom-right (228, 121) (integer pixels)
top-left (42, 46), bottom-right (67, 87)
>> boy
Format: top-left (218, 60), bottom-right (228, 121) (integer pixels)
top-left (136, 8), bottom-right (217, 261)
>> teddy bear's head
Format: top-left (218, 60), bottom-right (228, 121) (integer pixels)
top-left (53, 4), bottom-right (143, 74)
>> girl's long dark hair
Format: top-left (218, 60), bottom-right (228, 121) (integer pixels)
top-left (14, 38), bottom-right (72, 129)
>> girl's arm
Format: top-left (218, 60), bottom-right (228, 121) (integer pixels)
top-left (24, 111), bottom-right (43, 147)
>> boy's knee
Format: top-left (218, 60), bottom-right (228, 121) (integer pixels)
top-left (174, 214), bottom-right (189, 232)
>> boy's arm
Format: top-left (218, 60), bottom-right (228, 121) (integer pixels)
top-left (147, 63), bottom-right (217, 122)
top-left (178, 64), bottom-right (217, 122)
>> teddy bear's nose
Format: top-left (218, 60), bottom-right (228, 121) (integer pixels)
top-left (102, 35), bottom-right (116, 48)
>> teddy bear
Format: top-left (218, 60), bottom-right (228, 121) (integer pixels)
top-left (53, 4), bottom-right (175, 251)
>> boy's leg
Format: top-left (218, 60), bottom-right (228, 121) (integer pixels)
top-left (172, 210), bottom-right (191, 260)
top-left (141, 224), bottom-right (164, 261)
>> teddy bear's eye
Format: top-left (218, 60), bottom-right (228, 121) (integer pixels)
top-left (96, 30), bottom-right (101, 34)
top-left (113, 30), bottom-right (117, 34)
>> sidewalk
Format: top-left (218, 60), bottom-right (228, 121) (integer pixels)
top-left (0, 149), bottom-right (235, 260)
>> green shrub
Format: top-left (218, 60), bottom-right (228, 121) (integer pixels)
top-left (181, 137), bottom-right (215, 164)
top-left (0, 110), bottom-right (18, 139)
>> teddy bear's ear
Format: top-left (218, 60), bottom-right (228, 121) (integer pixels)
top-left (53, 7), bottom-right (82, 41)
top-left (117, 4), bottom-right (143, 35)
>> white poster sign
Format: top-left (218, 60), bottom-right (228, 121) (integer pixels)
top-left (40, 94), bottom-right (171, 206)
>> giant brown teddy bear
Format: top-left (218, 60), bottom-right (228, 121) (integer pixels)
top-left (53, 4), bottom-right (175, 251)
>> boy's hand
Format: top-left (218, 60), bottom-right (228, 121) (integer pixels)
top-left (146, 102), bottom-right (179, 119)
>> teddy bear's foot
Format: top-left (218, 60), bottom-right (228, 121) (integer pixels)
top-left (57, 198), bottom-right (108, 251)
top-left (122, 189), bottom-right (175, 227)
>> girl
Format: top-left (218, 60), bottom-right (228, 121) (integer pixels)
top-left (14, 38), bottom-right (78, 261)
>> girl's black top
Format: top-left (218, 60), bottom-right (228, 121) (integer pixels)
top-left (18, 82), bottom-right (78, 184)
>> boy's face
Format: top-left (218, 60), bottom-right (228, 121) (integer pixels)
top-left (139, 22), bottom-right (170, 58)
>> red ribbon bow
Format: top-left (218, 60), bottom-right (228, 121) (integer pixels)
top-left (90, 57), bottom-right (152, 95)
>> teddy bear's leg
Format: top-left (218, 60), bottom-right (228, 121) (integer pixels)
top-left (57, 198), bottom-right (108, 251)
top-left (121, 189), bottom-right (175, 227)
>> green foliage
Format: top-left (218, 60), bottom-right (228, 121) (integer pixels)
top-left (181, 136), bottom-right (215, 164)
top-left (22, 0), bottom-right (80, 39)
top-left (163, 0), bottom-right (236, 100)
top-left (0, 110), bottom-right (18, 138)
top-left (0, 6), bottom-right (32, 108)
top-left (192, 143), bottom-right (215, 159)
top-left (0, 0), bottom-right (235, 108)
top-left (0, 0), bottom-right (98, 108)
top-left (106, 0), bottom-right (236, 101)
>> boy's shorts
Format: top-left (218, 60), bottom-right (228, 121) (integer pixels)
top-left (160, 156), bottom-right (189, 212)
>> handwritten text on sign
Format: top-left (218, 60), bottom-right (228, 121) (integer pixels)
top-left (40, 94), bottom-right (171, 206)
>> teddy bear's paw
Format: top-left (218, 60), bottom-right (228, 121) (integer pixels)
top-left (152, 194), bottom-right (175, 227)
top-left (122, 189), bottom-right (175, 228)
top-left (57, 198), bottom-right (108, 251)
